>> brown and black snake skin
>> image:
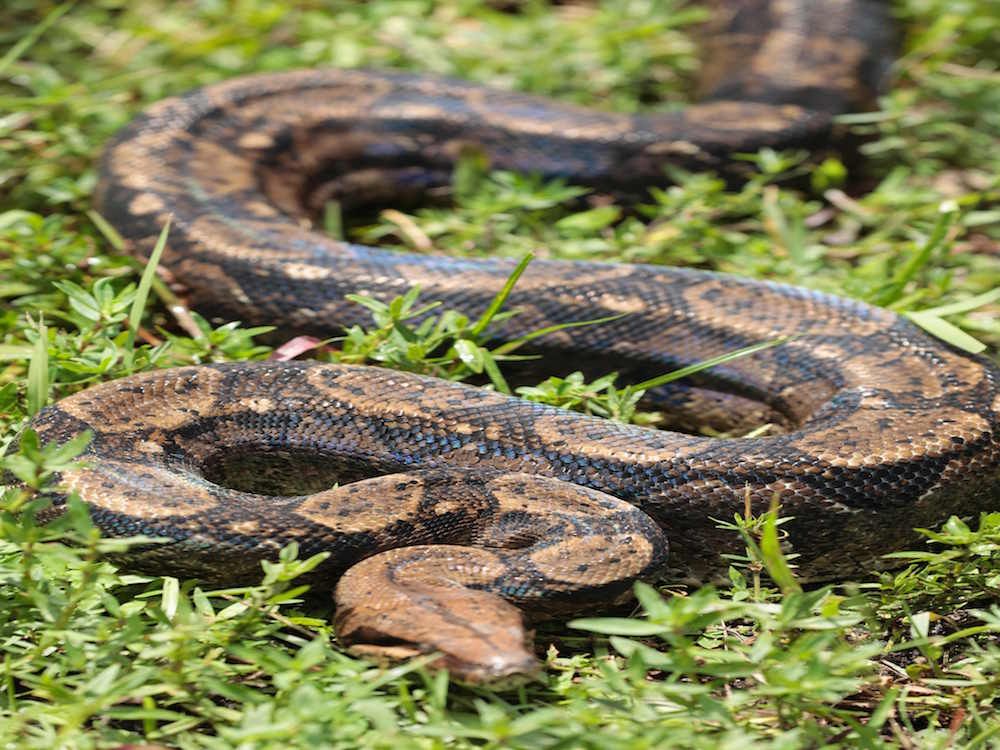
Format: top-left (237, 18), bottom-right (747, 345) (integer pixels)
top-left (25, 1), bottom-right (1000, 682)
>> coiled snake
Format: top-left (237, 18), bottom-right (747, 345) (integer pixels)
top-left (27, 1), bottom-right (1000, 682)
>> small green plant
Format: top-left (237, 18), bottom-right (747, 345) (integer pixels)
top-left (516, 337), bottom-right (788, 425)
top-left (334, 254), bottom-right (625, 395)
top-left (881, 513), bottom-right (1000, 617)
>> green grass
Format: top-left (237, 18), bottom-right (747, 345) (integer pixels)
top-left (1, 0), bottom-right (999, 747)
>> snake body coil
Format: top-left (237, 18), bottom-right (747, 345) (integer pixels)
top-left (27, 1), bottom-right (1000, 681)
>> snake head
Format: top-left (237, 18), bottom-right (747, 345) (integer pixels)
top-left (334, 546), bottom-right (542, 684)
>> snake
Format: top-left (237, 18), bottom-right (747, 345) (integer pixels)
top-left (23, 0), bottom-right (1000, 683)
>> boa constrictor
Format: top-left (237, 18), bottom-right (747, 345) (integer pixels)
top-left (27, 0), bottom-right (1000, 682)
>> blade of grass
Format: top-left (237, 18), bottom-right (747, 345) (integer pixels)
top-left (901, 287), bottom-right (1000, 354)
top-left (762, 185), bottom-right (807, 269)
top-left (630, 336), bottom-right (791, 392)
top-left (911, 288), bottom-right (1000, 318)
top-left (26, 319), bottom-right (49, 417)
top-left (124, 219), bottom-right (171, 369)
top-left (87, 209), bottom-right (126, 252)
top-left (905, 312), bottom-right (987, 354)
top-left (760, 498), bottom-right (801, 595)
top-left (874, 206), bottom-right (957, 308)
top-left (323, 201), bottom-right (343, 241)
top-left (0, 2), bottom-right (76, 77)
top-left (492, 313), bottom-right (627, 356)
top-left (468, 253), bottom-right (533, 337)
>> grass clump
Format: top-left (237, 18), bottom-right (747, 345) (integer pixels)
top-left (0, 0), bottom-right (998, 747)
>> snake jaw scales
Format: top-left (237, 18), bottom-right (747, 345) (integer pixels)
top-left (21, 0), bottom-right (1000, 681)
